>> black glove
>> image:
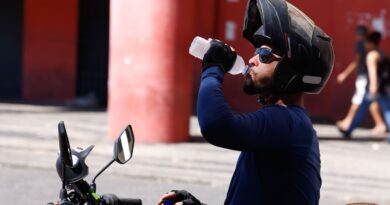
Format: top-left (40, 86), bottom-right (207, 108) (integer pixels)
top-left (167, 190), bottom-right (203, 205)
top-left (202, 39), bottom-right (237, 73)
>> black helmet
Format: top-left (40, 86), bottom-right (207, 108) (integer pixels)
top-left (243, 0), bottom-right (334, 94)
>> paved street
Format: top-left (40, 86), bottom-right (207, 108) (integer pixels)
top-left (0, 165), bottom-right (227, 205)
top-left (0, 102), bottom-right (390, 204)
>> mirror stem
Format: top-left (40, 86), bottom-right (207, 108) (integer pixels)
top-left (60, 163), bottom-right (67, 200)
top-left (91, 159), bottom-right (115, 190)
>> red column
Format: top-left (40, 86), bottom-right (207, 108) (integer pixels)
top-left (23, 0), bottom-right (78, 101)
top-left (108, 0), bottom-right (196, 142)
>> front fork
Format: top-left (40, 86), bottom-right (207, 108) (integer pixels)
top-left (48, 180), bottom-right (102, 205)
top-left (72, 180), bottom-right (102, 204)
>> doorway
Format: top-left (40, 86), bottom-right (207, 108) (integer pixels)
top-left (0, 1), bottom-right (23, 100)
top-left (76, 0), bottom-right (109, 107)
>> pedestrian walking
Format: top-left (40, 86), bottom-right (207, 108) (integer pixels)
top-left (339, 31), bottom-right (390, 141)
top-left (336, 26), bottom-right (386, 135)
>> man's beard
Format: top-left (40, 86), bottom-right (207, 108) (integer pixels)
top-left (243, 77), bottom-right (266, 95)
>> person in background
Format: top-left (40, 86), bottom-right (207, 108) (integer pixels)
top-left (339, 31), bottom-right (390, 141)
top-left (157, 0), bottom-right (334, 204)
top-left (336, 25), bottom-right (386, 135)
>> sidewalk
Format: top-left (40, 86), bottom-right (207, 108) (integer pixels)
top-left (1, 102), bottom-right (390, 204)
top-left (0, 102), bottom-right (236, 186)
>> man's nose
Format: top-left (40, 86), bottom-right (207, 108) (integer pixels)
top-left (248, 54), bottom-right (259, 66)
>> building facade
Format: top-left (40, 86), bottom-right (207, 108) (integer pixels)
top-left (1, 0), bottom-right (389, 141)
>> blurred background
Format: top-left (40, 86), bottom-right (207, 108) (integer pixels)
top-left (1, 0), bottom-right (390, 141)
top-left (0, 0), bottom-right (390, 204)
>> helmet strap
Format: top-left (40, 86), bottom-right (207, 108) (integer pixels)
top-left (256, 95), bottom-right (279, 106)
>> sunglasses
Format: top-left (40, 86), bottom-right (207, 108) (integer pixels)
top-left (255, 47), bottom-right (281, 63)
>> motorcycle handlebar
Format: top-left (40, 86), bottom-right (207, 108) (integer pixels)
top-left (117, 198), bottom-right (142, 205)
top-left (101, 194), bottom-right (142, 205)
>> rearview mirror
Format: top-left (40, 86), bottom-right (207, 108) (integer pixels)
top-left (113, 125), bottom-right (134, 164)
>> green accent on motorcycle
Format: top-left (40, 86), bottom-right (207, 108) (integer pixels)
top-left (91, 192), bottom-right (101, 200)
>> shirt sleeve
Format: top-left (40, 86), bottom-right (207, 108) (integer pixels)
top-left (196, 66), bottom-right (295, 151)
top-left (355, 41), bottom-right (365, 56)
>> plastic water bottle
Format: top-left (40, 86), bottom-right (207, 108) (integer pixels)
top-left (189, 36), bottom-right (247, 75)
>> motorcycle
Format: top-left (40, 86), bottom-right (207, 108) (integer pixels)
top-left (48, 121), bottom-right (142, 205)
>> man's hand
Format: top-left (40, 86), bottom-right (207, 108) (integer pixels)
top-left (337, 73), bottom-right (347, 84)
top-left (157, 190), bottom-right (203, 205)
top-left (202, 39), bottom-right (237, 73)
top-left (158, 191), bottom-right (181, 205)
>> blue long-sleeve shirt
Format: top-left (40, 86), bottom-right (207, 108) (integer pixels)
top-left (197, 67), bottom-right (321, 205)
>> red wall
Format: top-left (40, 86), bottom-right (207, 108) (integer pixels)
top-left (191, 0), bottom-right (219, 109)
top-left (23, 0), bottom-right (78, 101)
